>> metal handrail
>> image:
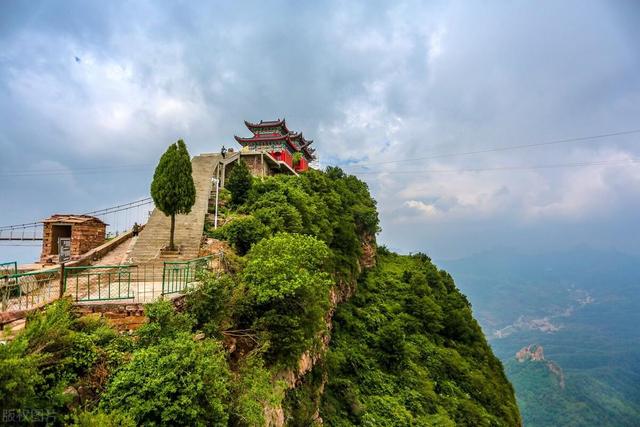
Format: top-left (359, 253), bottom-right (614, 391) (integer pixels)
top-left (4, 267), bottom-right (60, 279)
top-left (65, 264), bottom-right (136, 270)
top-left (162, 256), bottom-right (212, 265)
top-left (0, 261), bottom-right (18, 277)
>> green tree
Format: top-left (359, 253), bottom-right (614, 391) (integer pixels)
top-left (100, 334), bottom-right (230, 426)
top-left (218, 216), bottom-right (268, 255)
top-left (242, 234), bottom-right (333, 366)
top-left (150, 140), bottom-right (196, 250)
top-left (292, 152), bottom-right (302, 168)
top-left (226, 159), bottom-right (252, 206)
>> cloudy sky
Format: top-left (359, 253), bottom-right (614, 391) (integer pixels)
top-left (1, 0), bottom-right (639, 262)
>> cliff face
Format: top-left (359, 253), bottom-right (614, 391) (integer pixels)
top-left (317, 251), bottom-right (522, 426)
top-left (266, 232), bottom-right (377, 426)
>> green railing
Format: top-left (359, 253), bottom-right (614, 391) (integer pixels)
top-left (0, 261), bottom-right (18, 277)
top-left (0, 254), bottom-right (219, 311)
top-left (1, 268), bottom-right (60, 311)
top-left (162, 256), bottom-right (212, 295)
top-left (65, 265), bottom-right (135, 302)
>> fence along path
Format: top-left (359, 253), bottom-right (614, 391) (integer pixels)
top-left (1, 253), bottom-right (224, 313)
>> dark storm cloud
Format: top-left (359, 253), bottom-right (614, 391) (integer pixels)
top-left (1, 0), bottom-right (639, 262)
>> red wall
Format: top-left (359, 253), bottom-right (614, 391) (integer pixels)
top-left (295, 157), bottom-right (309, 172)
top-left (269, 150), bottom-right (293, 169)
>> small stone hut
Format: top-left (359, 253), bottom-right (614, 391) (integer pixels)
top-left (40, 214), bottom-right (107, 263)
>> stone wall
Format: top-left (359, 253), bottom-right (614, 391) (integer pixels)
top-left (74, 302), bottom-right (147, 332)
top-left (40, 218), bottom-right (107, 264)
top-left (228, 153), bottom-right (274, 179)
top-left (73, 294), bottom-right (186, 333)
top-left (72, 221), bottom-right (106, 256)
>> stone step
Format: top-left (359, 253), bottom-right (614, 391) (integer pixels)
top-left (128, 154), bottom-right (222, 263)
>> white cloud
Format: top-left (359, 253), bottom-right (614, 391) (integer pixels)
top-left (1, 0), bottom-right (639, 258)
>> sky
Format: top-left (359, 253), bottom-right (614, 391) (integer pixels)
top-left (1, 0), bottom-right (639, 263)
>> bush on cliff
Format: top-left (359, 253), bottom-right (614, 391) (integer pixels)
top-left (320, 251), bottom-right (521, 426)
top-left (100, 334), bottom-right (230, 426)
top-left (240, 233), bottom-right (333, 367)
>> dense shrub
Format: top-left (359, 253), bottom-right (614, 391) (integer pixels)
top-left (240, 168), bottom-right (379, 279)
top-left (229, 355), bottom-right (285, 426)
top-left (320, 252), bottom-right (521, 426)
top-left (0, 300), bottom-right (128, 422)
top-left (217, 216), bottom-right (268, 255)
top-left (72, 410), bottom-right (136, 427)
top-left (136, 299), bottom-right (195, 347)
top-left (100, 335), bottom-right (230, 426)
top-left (226, 159), bottom-right (253, 206)
top-left (241, 234), bottom-right (333, 366)
top-left (184, 273), bottom-right (235, 337)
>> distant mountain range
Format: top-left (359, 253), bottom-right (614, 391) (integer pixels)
top-left (439, 247), bottom-right (640, 426)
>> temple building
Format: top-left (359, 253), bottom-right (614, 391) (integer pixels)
top-left (215, 119), bottom-right (317, 187)
top-left (234, 119), bottom-right (316, 173)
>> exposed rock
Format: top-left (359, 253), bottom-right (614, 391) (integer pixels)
top-left (516, 344), bottom-right (565, 389)
top-left (516, 344), bottom-right (545, 362)
top-left (63, 386), bottom-right (80, 407)
top-left (359, 233), bottom-right (377, 269)
top-left (264, 405), bottom-right (285, 427)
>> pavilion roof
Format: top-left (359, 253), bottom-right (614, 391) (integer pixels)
top-left (244, 118), bottom-right (290, 135)
top-left (236, 119), bottom-right (317, 160)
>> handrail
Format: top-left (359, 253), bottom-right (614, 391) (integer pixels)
top-left (163, 256), bottom-right (212, 265)
top-left (0, 261), bottom-right (18, 277)
top-left (4, 267), bottom-right (60, 280)
top-left (65, 264), bottom-right (137, 270)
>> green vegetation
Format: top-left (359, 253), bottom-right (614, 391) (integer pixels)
top-left (151, 139), bottom-right (196, 250)
top-left (240, 233), bottom-right (333, 367)
top-left (100, 334), bottom-right (230, 426)
top-left (292, 152), bottom-right (302, 168)
top-left (0, 299), bottom-right (133, 424)
top-left (226, 159), bottom-right (253, 206)
top-left (320, 250), bottom-right (521, 426)
top-left (442, 249), bottom-right (640, 426)
top-left (214, 216), bottom-right (267, 255)
top-left (0, 167), bottom-right (520, 425)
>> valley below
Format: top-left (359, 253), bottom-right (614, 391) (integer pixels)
top-left (440, 248), bottom-right (640, 426)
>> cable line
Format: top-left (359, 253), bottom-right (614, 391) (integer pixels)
top-left (350, 158), bottom-right (640, 175)
top-left (345, 128), bottom-right (640, 168)
top-left (0, 164), bottom-right (152, 178)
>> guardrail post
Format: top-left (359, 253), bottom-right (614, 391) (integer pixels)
top-left (59, 263), bottom-right (66, 299)
top-left (2, 275), bottom-right (8, 311)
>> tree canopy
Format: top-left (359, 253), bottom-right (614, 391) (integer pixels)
top-left (150, 139), bottom-right (196, 249)
top-left (226, 160), bottom-right (252, 206)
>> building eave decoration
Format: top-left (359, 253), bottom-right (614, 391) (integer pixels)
top-left (235, 119), bottom-right (317, 161)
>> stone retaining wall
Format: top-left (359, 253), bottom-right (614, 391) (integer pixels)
top-left (73, 294), bottom-right (186, 333)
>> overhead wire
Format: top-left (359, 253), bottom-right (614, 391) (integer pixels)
top-left (344, 128), bottom-right (640, 168)
top-left (349, 158), bottom-right (640, 175)
top-left (0, 164), bottom-right (152, 178)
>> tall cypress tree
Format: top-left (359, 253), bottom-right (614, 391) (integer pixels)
top-left (150, 140), bottom-right (196, 251)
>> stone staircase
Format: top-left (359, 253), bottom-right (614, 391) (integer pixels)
top-left (128, 154), bottom-right (222, 263)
